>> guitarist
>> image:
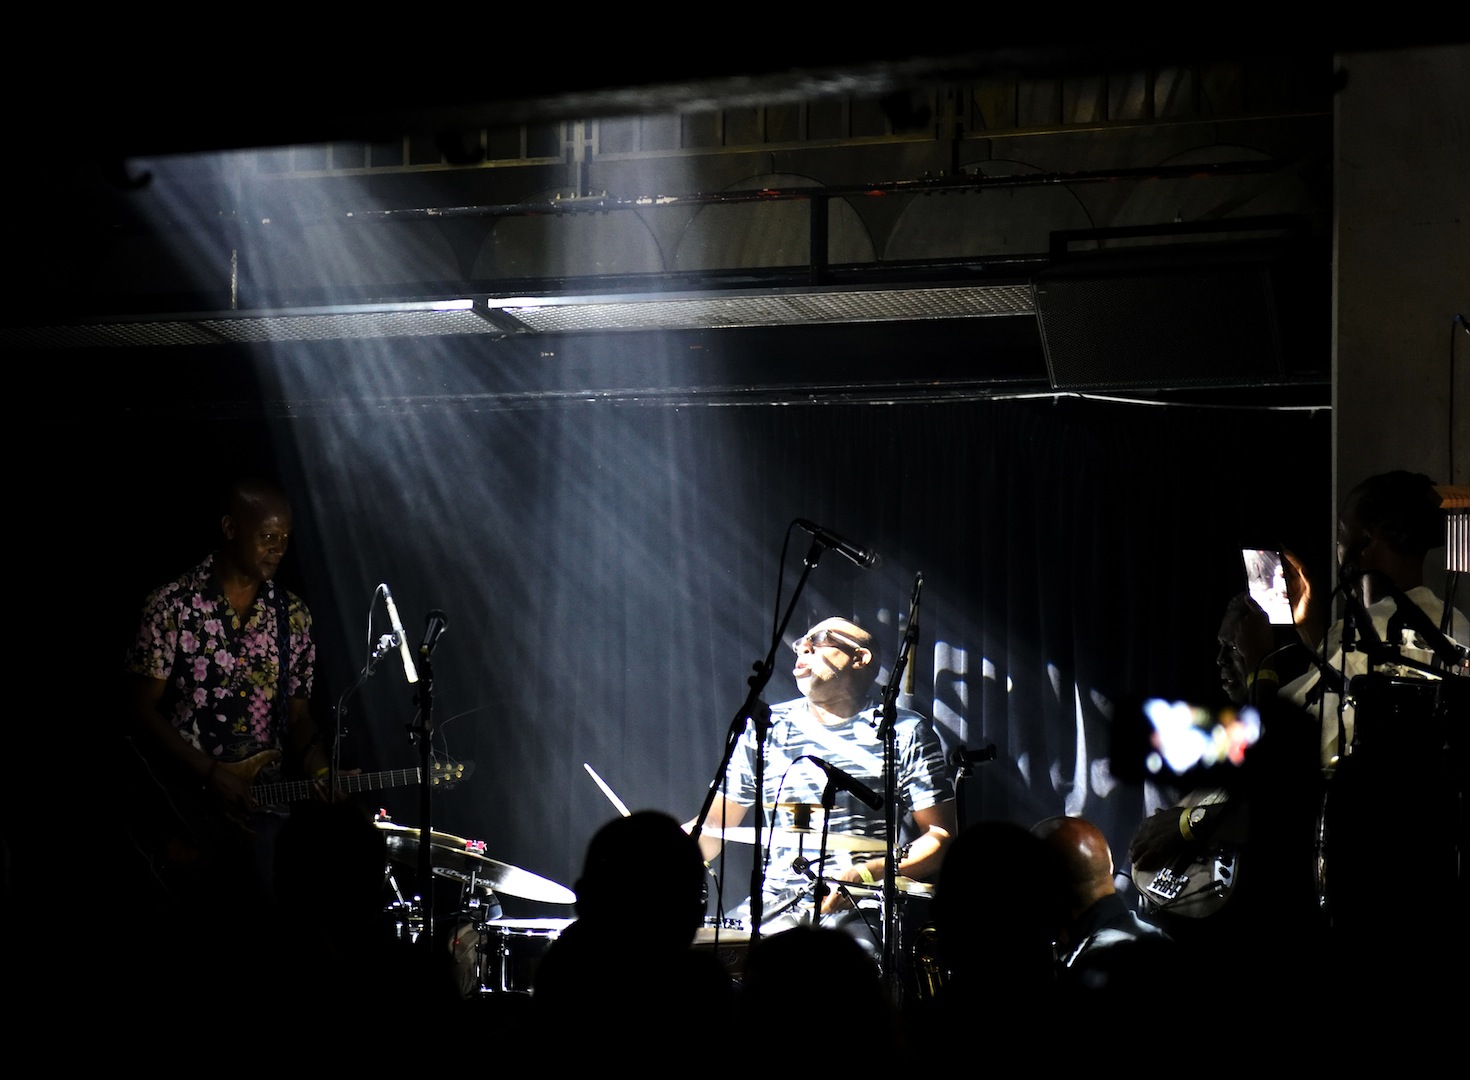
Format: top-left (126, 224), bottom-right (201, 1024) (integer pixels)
top-left (121, 477), bottom-right (336, 919)
top-left (1126, 592), bottom-right (1325, 1003)
top-left (1126, 594), bottom-right (1262, 887)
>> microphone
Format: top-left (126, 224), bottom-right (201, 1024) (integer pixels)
top-left (795, 519), bottom-right (881, 569)
top-left (805, 755), bottom-right (884, 810)
top-left (380, 584), bottom-right (419, 685)
top-left (420, 609), bottom-right (448, 659)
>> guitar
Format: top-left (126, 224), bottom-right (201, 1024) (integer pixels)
top-left (236, 753), bottom-right (472, 809)
top-left (1130, 791), bottom-right (1240, 919)
top-left (123, 739), bottom-right (471, 867)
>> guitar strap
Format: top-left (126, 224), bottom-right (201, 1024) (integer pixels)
top-left (266, 579), bottom-right (292, 745)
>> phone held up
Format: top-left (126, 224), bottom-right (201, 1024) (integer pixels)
top-left (1241, 547), bottom-right (1293, 625)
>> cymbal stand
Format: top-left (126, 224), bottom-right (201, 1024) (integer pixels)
top-left (382, 864), bottom-right (423, 942)
top-left (873, 572), bottom-right (922, 1007)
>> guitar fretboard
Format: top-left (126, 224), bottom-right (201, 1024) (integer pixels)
top-left (252, 767), bottom-right (428, 807)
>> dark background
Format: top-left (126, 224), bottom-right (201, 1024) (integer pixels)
top-left (67, 329), bottom-right (1330, 923)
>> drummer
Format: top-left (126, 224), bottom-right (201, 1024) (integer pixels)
top-left (691, 617), bottom-right (957, 934)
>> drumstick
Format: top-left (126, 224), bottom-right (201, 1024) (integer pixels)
top-left (583, 762), bottom-right (632, 817)
top-left (584, 762), bottom-right (723, 886)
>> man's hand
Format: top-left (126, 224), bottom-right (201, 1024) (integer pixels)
top-left (1281, 547), bottom-right (1324, 648)
top-left (821, 864), bottom-right (878, 914)
top-left (1127, 807), bottom-right (1189, 873)
top-left (312, 767), bottom-right (362, 803)
top-left (204, 761), bottom-right (256, 818)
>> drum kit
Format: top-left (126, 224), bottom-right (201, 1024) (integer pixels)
top-left (373, 806), bottom-right (939, 998)
top-left (375, 817), bottom-right (579, 995)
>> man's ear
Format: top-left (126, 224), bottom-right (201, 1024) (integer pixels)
top-left (221, 514), bottom-right (235, 540)
top-left (851, 648), bottom-right (873, 669)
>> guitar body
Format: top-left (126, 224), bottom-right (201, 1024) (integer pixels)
top-left (1133, 846), bottom-right (1240, 918)
top-left (120, 741), bottom-right (285, 872)
top-left (1130, 788), bottom-right (1240, 919)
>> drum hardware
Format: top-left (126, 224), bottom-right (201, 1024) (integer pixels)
top-left (764, 802), bottom-right (823, 831)
top-left (384, 896), bottom-right (425, 943)
top-left (910, 925), bottom-right (946, 1001)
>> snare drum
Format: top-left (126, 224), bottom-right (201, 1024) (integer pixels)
top-left (477, 917), bottom-right (575, 994)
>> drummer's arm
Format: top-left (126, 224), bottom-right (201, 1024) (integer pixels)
top-left (684, 792), bottom-right (749, 864)
top-left (839, 800), bottom-right (958, 886)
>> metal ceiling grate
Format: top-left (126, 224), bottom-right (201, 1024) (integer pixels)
top-left (3, 284), bottom-right (1037, 349)
top-left (3, 304), bottom-right (501, 350)
top-left (492, 283), bottom-right (1036, 334)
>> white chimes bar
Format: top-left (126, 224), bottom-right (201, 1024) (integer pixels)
top-left (1436, 485), bottom-right (1469, 573)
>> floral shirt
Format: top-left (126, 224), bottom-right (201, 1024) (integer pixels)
top-left (124, 553), bottom-right (315, 764)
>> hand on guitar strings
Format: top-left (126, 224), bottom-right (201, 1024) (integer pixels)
top-left (1127, 806), bottom-right (1198, 873)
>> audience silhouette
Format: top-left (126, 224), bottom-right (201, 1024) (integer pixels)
top-left (531, 811), bottom-right (734, 1058)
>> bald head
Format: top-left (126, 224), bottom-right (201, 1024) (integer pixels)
top-left (791, 616), bottom-right (881, 717)
top-left (1031, 815), bottom-right (1116, 915)
top-left (803, 618), bottom-right (878, 667)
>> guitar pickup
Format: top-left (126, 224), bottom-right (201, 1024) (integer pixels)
top-left (1145, 867), bottom-right (1188, 901)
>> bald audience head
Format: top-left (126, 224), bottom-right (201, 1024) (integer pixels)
top-left (1031, 815), bottom-right (1117, 919)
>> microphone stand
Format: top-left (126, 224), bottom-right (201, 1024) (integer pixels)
top-left (413, 641), bottom-right (438, 946)
top-left (810, 779), bottom-right (840, 929)
top-left (690, 537), bottom-right (829, 945)
top-left (330, 633), bottom-right (397, 793)
top-left (873, 571), bottom-right (922, 1007)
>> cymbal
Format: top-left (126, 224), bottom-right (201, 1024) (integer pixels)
top-left (700, 826), bottom-right (886, 853)
top-left (432, 866), bottom-right (499, 896)
top-left (375, 822), bottom-right (576, 905)
top-left (829, 875), bottom-right (936, 898)
top-left (376, 821), bottom-right (479, 852)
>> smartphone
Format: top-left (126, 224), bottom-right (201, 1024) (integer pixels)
top-left (1241, 547), bottom-right (1293, 625)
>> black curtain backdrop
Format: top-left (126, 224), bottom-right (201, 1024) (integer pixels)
top-left (77, 346), bottom-right (1329, 925)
